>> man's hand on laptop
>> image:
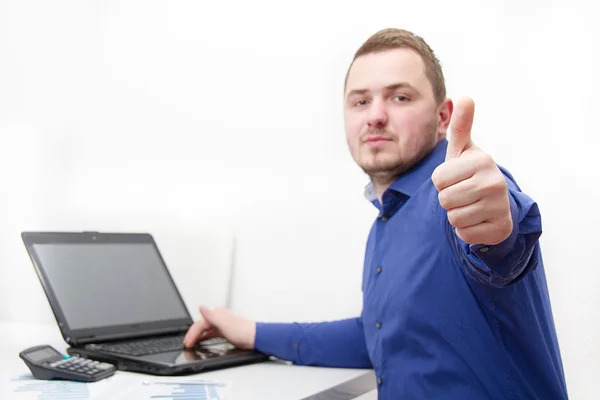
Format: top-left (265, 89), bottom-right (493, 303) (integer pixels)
top-left (183, 305), bottom-right (256, 350)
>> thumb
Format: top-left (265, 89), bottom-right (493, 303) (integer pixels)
top-left (446, 97), bottom-right (475, 161)
top-left (199, 305), bottom-right (219, 327)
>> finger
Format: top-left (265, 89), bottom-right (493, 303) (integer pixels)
top-left (431, 157), bottom-right (476, 191)
top-left (437, 177), bottom-right (481, 210)
top-left (199, 305), bottom-right (218, 326)
top-left (186, 328), bottom-right (220, 348)
top-left (194, 328), bottom-right (223, 345)
top-left (197, 328), bottom-right (223, 341)
top-left (446, 97), bottom-right (475, 161)
top-left (455, 222), bottom-right (497, 245)
top-left (183, 318), bottom-right (212, 348)
top-left (199, 306), bottom-right (230, 337)
top-left (446, 201), bottom-right (487, 229)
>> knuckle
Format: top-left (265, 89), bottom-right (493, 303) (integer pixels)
top-left (480, 175), bottom-right (506, 197)
top-left (491, 173), bottom-right (507, 190)
top-left (447, 210), bottom-right (461, 227)
top-left (457, 228), bottom-right (476, 244)
top-left (431, 168), bottom-right (443, 189)
top-left (482, 152), bottom-right (495, 166)
top-left (488, 233), bottom-right (504, 246)
top-left (475, 152), bottom-right (494, 171)
top-left (438, 191), bottom-right (451, 209)
top-left (432, 163), bottom-right (451, 189)
top-left (499, 215), bottom-right (513, 234)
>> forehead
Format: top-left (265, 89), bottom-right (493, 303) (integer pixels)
top-left (345, 48), bottom-right (431, 95)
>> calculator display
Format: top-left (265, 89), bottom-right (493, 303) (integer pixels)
top-left (27, 347), bottom-right (60, 362)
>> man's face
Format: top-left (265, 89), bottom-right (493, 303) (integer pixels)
top-left (344, 48), bottom-right (447, 182)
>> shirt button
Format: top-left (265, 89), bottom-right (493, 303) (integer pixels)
top-left (380, 215), bottom-right (388, 222)
top-left (375, 322), bottom-right (381, 329)
top-left (376, 266), bottom-right (382, 274)
top-left (479, 246), bottom-right (490, 253)
top-left (377, 377), bottom-right (383, 385)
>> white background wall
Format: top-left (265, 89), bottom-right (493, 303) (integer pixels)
top-left (0, 0), bottom-right (598, 397)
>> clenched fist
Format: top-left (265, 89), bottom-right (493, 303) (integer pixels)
top-left (432, 98), bottom-right (512, 246)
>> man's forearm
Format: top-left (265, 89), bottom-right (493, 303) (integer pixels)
top-left (253, 317), bottom-right (372, 369)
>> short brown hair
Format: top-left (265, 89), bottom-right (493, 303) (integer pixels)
top-left (345, 28), bottom-right (446, 104)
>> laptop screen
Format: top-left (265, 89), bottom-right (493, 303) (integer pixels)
top-left (32, 242), bottom-right (190, 331)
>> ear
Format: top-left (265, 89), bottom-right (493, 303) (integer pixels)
top-left (436, 98), bottom-right (453, 140)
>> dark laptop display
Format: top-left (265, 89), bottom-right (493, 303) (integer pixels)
top-left (21, 232), bottom-right (268, 375)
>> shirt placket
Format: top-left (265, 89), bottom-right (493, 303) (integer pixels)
top-left (366, 190), bottom-right (403, 391)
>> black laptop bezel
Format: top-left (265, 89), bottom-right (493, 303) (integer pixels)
top-left (21, 231), bottom-right (194, 346)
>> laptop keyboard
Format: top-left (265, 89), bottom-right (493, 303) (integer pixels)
top-left (93, 335), bottom-right (227, 357)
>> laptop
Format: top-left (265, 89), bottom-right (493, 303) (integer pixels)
top-left (20, 231), bottom-right (269, 376)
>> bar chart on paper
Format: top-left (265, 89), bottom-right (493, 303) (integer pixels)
top-left (10, 375), bottom-right (90, 399)
top-left (3, 374), bottom-right (134, 400)
top-left (133, 380), bottom-right (230, 400)
top-left (2, 375), bottom-right (230, 400)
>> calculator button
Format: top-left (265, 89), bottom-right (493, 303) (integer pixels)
top-left (97, 363), bottom-right (113, 370)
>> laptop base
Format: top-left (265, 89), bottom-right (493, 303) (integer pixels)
top-left (67, 346), bottom-right (269, 376)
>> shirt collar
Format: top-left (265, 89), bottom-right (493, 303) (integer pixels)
top-left (364, 138), bottom-right (448, 202)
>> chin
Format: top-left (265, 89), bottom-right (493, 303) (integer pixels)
top-left (363, 153), bottom-right (403, 170)
top-left (360, 160), bottom-right (408, 179)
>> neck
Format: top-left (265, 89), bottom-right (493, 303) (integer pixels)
top-left (370, 174), bottom-right (396, 205)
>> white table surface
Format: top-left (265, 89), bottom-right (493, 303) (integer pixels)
top-left (0, 321), bottom-right (377, 400)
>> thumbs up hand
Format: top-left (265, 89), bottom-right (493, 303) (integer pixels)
top-left (432, 98), bottom-right (512, 245)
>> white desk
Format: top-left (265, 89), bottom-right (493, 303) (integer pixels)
top-left (0, 321), bottom-right (377, 399)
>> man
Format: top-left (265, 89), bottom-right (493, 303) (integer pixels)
top-left (184, 28), bottom-right (568, 399)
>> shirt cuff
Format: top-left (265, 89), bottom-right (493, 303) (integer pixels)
top-left (254, 322), bottom-right (300, 363)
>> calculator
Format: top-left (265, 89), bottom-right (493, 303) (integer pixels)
top-left (19, 345), bottom-right (116, 382)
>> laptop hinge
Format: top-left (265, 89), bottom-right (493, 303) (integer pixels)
top-left (70, 326), bottom-right (190, 346)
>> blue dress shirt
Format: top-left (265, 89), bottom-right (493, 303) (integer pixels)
top-left (254, 139), bottom-right (568, 399)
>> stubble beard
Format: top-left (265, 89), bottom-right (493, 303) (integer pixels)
top-left (360, 120), bottom-right (439, 187)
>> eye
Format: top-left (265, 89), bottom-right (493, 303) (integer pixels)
top-left (393, 95), bottom-right (409, 102)
top-left (354, 99), bottom-right (368, 107)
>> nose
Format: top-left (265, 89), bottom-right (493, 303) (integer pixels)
top-left (367, 99), bottom-right (388, 129)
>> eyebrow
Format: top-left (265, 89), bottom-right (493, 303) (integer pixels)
top-left (346, 82), bottom-right (418, 99)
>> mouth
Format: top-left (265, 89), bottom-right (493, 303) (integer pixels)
top-left (364, 136), bottom-right (392, 145)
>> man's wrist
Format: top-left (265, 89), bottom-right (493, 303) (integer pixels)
top-left (246, 321), bottom-right (257, 349)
